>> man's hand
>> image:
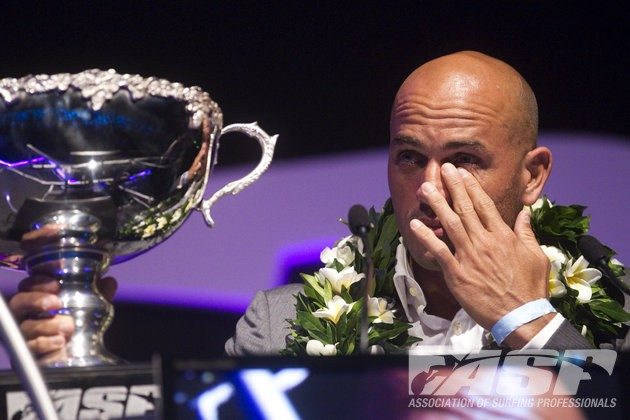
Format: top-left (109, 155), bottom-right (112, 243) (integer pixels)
top-left (8, 275), bottom-right (117, 364)
top-left (409, 162), bottom-right (550, 347)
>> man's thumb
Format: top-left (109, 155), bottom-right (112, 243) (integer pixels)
top-left (96, 276), bottom-right (118, 303)
top-left (514, 207), bottom-right (538, 250)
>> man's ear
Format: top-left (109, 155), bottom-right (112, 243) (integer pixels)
top-left (521, 146), bottom-right (552, 205)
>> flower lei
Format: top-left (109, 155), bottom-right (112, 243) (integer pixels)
top-left (283, 197), bottom-right (630, 355)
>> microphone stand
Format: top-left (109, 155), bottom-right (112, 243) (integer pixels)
top-left (348, 204), bottom-right (375, 354)
top-left (0, 292), bottom-right (58, 419)
top-left (597, 262), bottom-right (630, 295)
top-left (359, 236), bottom-right (374, 354)
top-left (578, 235), bottom-right (630, 295)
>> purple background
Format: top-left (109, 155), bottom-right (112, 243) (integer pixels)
top-left (0, 131), bottom-right (628, 367)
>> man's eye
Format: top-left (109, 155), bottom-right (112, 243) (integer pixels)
top-left (397, 151), bottom-right (425, 167)
top-left (450, 154), bottom-right (480, 166)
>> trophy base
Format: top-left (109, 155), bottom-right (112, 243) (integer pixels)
top-left (42, 352), bottom-right (123, 368)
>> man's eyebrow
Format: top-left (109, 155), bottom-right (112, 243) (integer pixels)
top-left (391, 136), bottom-right (489, 152)
top-left (391, 136), bottom-right (422, 147)
top-left (443, 140), bottom-right (489, 153)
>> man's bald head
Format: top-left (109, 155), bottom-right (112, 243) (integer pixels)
top-left (392, 51), bottom-right (538, 151)
top-left (388, 51), bottom-right (552, 273)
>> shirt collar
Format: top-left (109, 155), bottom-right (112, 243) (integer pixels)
top-left (392, 239), bottom-right (475, 328)
top-left (393, 239), bottom-right (428, 320)
top-left (391, 238), bottom-right (494, 350)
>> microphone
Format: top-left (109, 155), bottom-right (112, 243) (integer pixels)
top-left (347, 204), bottom-right (373, 354)
top-left (577, 235), bottom-right (630, 295)
top-left (348, 205), bottom-right (370, 236)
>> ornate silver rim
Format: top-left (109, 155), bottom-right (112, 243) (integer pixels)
top-left (0, 68), bottom-right (223, 129)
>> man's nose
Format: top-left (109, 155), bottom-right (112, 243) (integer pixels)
top-left (421, 160), bottom-right (449, 200)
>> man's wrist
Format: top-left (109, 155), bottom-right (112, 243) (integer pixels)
top-left (491, 298), bottom-right (557, 347)
top-left (503, 312), bottom-right (557, 349)
top-left (521, 313), bottom-right (566, 350)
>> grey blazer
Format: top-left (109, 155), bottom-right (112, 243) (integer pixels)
top-left (225, 284), bottom-right (628, 356)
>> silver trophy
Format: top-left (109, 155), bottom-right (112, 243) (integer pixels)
top-left (0, 69), bottom-right (277, 367)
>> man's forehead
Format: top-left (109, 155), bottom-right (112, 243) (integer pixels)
top-left (398, 69), bottom-right (482, 102)
top-left (391, 54), bottom-right (521, 123)
top-left (391, 73), bottom-right (509, 127)
top-left (390, 136), bottom-right (490, 153)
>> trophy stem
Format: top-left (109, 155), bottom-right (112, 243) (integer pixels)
top-left (24, 247), bottom-right (121, 367)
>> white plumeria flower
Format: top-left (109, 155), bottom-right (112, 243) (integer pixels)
top-left (316, 266), bottom-right (365, 294)
top-left (184, 197), bottom-right (195, 213)
top-left (320, 246), bottom-right (353, 267)
top-left (540, 245), bottom-right (568, 298)
top-left (320, 236), bottom-right (364, 267)
top-left (313, 295), bottom-right (354, 324)
top-left (142, 224), bottom-right (156, 238)
top-left (156, 216), bottom-right (168, 230)
top-left (171, 208), bottom-right (183, 223)
top-left (367, 297), bottom-right (395, 324)
top-left (305, 339), bottom-right (337, 356)
top-left (564, 255), bottom-right (602, 303)
top-left (548, 278), bottom-right (567, 298)
top-left (530, 197), bottom-right (552, 211)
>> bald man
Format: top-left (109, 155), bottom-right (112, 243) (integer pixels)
top-left (11, 51), bottom-right (595, 361)
top-left (226, 51), bottom-right (591, 354)
top-left (386, 51), bottom-right (555, 349)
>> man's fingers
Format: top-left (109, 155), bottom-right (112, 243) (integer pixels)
top-left (27, 334), bottom-right (66, 357)
top-left (9, 292), bottom-right (61, 321)
top-left (20, 224), bottom-right (61, 253)
top-left (457, 167), bottom-right (506, 232)
top-left (38, 348), bottom-right (70, 365)
top-left (420, 181), bottom-right (472, 249)
top-left (440, 163), bottom-right (485, 237)
top-left (21, 315), bottom-right (74, 341)
top-left (97, 276), bottom-right (118, 303)
top-left (18, 275), bottom-right (60, 293)
top-left (409, 218), bottom-right (458, 270)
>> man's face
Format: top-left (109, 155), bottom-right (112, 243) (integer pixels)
top-left (387, 70), bottom-right (528, 271)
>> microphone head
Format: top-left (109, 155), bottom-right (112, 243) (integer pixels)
top-left (578, 235), bottom-right (607, 264)
top-left (348, 204), bottom-right (370, 236)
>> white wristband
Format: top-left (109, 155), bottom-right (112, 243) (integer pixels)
top-left (490, 299), bottom-right (556, 345)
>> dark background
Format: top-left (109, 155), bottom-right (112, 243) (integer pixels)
top-left (2, 1), bottom-right (628, 166)
top-left (1, 1), bottom-right (628, 360)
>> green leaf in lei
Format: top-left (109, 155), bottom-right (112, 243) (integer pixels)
top-left (531, 197), bottom-right (589, 251)
top-left (589, 299), bottom-right (630, 323)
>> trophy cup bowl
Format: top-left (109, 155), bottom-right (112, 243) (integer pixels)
top-left (0, 69), bottom-right (277, 367)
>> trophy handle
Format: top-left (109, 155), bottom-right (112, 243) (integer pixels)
top-left (200, 122), bottom-right (278, 227)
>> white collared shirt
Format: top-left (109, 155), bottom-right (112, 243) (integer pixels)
top-left (392, 242), bottom-right (563, 354)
